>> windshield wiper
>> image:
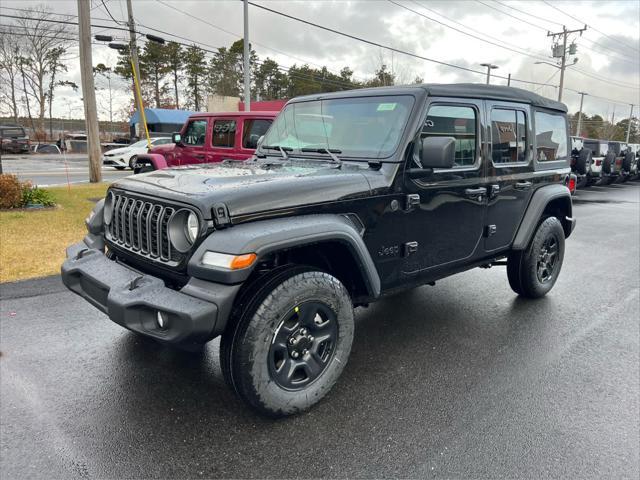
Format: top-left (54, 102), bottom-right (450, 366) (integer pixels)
top-left (261, 145), bottom-right (292, 160)
top-left (301, 147), bottom-right (343, 166)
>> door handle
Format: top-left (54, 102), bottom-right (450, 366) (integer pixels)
top-left (465, 187), bottom-right (487, 201)
top-left (194, 154), bottom-right (206, 160)
top-left (515, 181), bottom-right (533, 190)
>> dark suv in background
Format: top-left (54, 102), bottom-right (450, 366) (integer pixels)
top-left (0, 124), bottom-right (30, 153)
top-left (62, 84), bottom-right (575, 416)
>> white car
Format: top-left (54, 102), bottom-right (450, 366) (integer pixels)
top-left (102, 137), bottom-right (172, 170)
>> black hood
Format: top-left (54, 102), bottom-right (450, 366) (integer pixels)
top-left (110, 161), bottom-right (375, 219)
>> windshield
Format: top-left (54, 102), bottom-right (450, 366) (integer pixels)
top-left (260, 95), bottom-right (415, 160)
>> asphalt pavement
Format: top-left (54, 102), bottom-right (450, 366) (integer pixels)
top-left (0, 153), bottom-right (131, 186)
top-left (1, 182), bottom-right (639, 479)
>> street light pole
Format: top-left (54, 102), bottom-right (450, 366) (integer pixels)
top-left (625, 104), bottom-right (634, 144)
top-left (576, 92), bottom-right (587, 136)
top-left (77, 0), bottom-right (102, 183)
top-left (480, 63), bottom-right (498, 85)
top-left (243, 0), bottom-right (251, 111)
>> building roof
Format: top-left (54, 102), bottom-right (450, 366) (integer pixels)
top-left (129, 108), bottom-right (198, 126)
top-left (291, 83), bottom-right (567, 112)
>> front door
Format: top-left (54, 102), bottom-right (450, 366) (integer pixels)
top-left (177, 118), bottom-right (209, 165)
top-left (403, 99), bottom-right (486, 279)
top-left (484, 101), bottom-right (534, 252)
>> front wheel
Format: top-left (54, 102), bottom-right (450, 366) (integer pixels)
top-left (220, 268), bottom-right (354, 417)
top-left (507, 216), bottom-right (565, 299)
top-left (129, 155), bottom-right (138, 170)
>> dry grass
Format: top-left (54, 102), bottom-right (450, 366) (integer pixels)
top-left (0, 183), bottom-right (109, 283)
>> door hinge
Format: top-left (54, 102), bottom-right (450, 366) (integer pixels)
top-left (484, 225), bottom-right (497, 237)
top-left (405, 194), bottom-right (420, 211)
top-left (404, 241), bottom-right (419, 257)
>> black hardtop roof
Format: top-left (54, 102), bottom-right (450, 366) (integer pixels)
top-left (291, 83), bottom-right (567, 112)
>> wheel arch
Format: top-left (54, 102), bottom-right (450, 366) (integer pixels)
top-left (188, 214), bottom-right (381, 300)
top-left (512, 184), bottom-right (575, 250)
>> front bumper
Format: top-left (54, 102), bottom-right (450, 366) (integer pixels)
top-left (61, 241), bottom-right (239, 344)
top-left (102, 156), bottom-right (127, 167)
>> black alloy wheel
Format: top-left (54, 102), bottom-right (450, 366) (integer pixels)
top-left (536, 236), bottom-right (559, 284)
top-left (268, 301), bottom-right (339, 390)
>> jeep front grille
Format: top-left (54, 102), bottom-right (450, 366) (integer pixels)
top-left (106, 194), bottom-right (182, 264)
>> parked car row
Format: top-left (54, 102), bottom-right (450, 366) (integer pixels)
top-left (571, 137), bottom-right (640, 188)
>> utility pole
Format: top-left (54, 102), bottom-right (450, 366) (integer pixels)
top-left (507, 73), bottom-right (511, 86)
top-left (575, 92), bottom-right (587, 136)
top-left (243, 0), bottom-right (251, 111)
top-left (480, 63), bottom-right (498, 85)
top-left (547, 25), bottom-right (587, 102)
top-left (77, 0), bottom-right (102, 182)
top-left (625, 104), bottom-right (634, 143)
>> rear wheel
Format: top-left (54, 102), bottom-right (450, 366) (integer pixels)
top-left (507, 216), bottom-right (565, 299)
top-left (129, 155), bottom-right (138, 170)
top-left (220, 267), bottom-right (354, 417)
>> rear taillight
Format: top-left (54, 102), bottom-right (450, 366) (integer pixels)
top-left (569, 176), bottom-right (576, 192)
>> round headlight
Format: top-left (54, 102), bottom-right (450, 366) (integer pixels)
top-left (103, 191), bottom-right (115, 225)
top-left (186, 212), bottom-right (199, 243)
top-left (168, 209), bottom-right (199, 252)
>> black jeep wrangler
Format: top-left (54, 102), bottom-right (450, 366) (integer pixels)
top-left (62, 84), bottom-right (576, 416)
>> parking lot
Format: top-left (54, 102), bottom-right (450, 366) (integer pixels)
top-left (1, 182), bottom-right (638, 479)
top-left (1, 153), bottom-right (130, 186)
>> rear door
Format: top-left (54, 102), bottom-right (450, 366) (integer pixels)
top-left (484, 101), bottom-right (534, 253)
top-left (209, 117), bottom-right (242, 162)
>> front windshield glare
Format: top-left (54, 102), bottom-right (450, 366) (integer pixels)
top-left (130, 140), bottom-right (149, 148)
top-left (261, 95), bottom-right (414, 159)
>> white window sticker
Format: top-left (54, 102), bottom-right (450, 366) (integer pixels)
top-left (377, 103), bottom-right (397, 111)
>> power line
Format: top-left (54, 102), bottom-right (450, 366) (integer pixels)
top-left (494, 0), bottom-right (563, 28)
top-left (476, 0), bottom-right (548, 31)
top-left (390, 1), bottom-right (550, 62)
top-left (541, 0), bottom-right (639, 54)
top-left (100, 0), bottom-right (124, 25)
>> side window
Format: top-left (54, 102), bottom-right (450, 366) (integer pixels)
top-left (491, 108), bottom-right (527, 164)
top-left (535, 111), bottom-right (568, 161)
top-left (212, 120), bottom-right (236, 148)
top-left (422, 105), bottom-right (477, 167)
top-left (183, 120), bottom-right (207, 146)
top-left (242, 119), bottom-right (272, 149)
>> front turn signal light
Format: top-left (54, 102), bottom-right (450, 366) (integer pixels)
top-left (201, 251), bottom-right (257, 270)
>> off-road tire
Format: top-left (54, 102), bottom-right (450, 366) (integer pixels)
top-left (220, 267), bottom-right (354, 417)
top-left (576, 148), bottom-right (591, 175)
top-left (602, 152), bottom-right (615, 175)
top-left (507, 216), bottom-right (565, 299)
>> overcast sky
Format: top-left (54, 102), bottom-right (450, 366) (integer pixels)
top-left (2, 0), bottom-right (639, 121)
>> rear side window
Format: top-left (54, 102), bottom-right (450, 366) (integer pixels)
top-left (183, 120), bottom-right (207, 146)
top-left (212, 120), bottom-right (236, 148)
top-left (1, 128), bottom-right (25, 137)
top-left (491, 109), bottom-right (527, 164)
top-left (422, 105), bottom-right (477, 167)
top-left (535, 111), bottom-right (568, 162)
top-left (242, 119), bottom-right (272, 149)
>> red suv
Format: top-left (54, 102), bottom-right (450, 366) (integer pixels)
top-left (135, 111), bottom-right (278, 172)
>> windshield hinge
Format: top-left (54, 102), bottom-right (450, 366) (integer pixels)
top-left (368, 160), bottom-right (382, 170)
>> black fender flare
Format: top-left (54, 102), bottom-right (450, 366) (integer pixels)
top-left (187, 214), bottom-right (381, 298)
top-left (512, 184), bottom-right (575, 250)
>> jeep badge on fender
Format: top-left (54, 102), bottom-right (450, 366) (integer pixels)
top-left (62, 84), bottom-right (575, 417)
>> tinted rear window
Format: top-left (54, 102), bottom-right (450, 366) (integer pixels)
top-left (1, 128), bottom-right (25, 137)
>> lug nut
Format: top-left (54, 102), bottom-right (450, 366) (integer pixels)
top-left (302, 349), bottom-right (308, 355)
top-left (289, 338), bottom-right (296, 345)
top-left (300, 328), bottom-right (307, 335)
top-left (309, 336), bottom-right (314, 342)
top-left (291, 351), bottom-right (299, 358)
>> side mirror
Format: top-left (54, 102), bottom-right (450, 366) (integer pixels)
top-left (172, 132), bottom-right (182, 144)
top-left (407, 136), bottom-right (456, 179)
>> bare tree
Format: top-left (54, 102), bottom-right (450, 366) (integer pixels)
top-left (0, 32), bottom-right (22, 122)
top-left (14, 6), bottom-right (73, 137)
